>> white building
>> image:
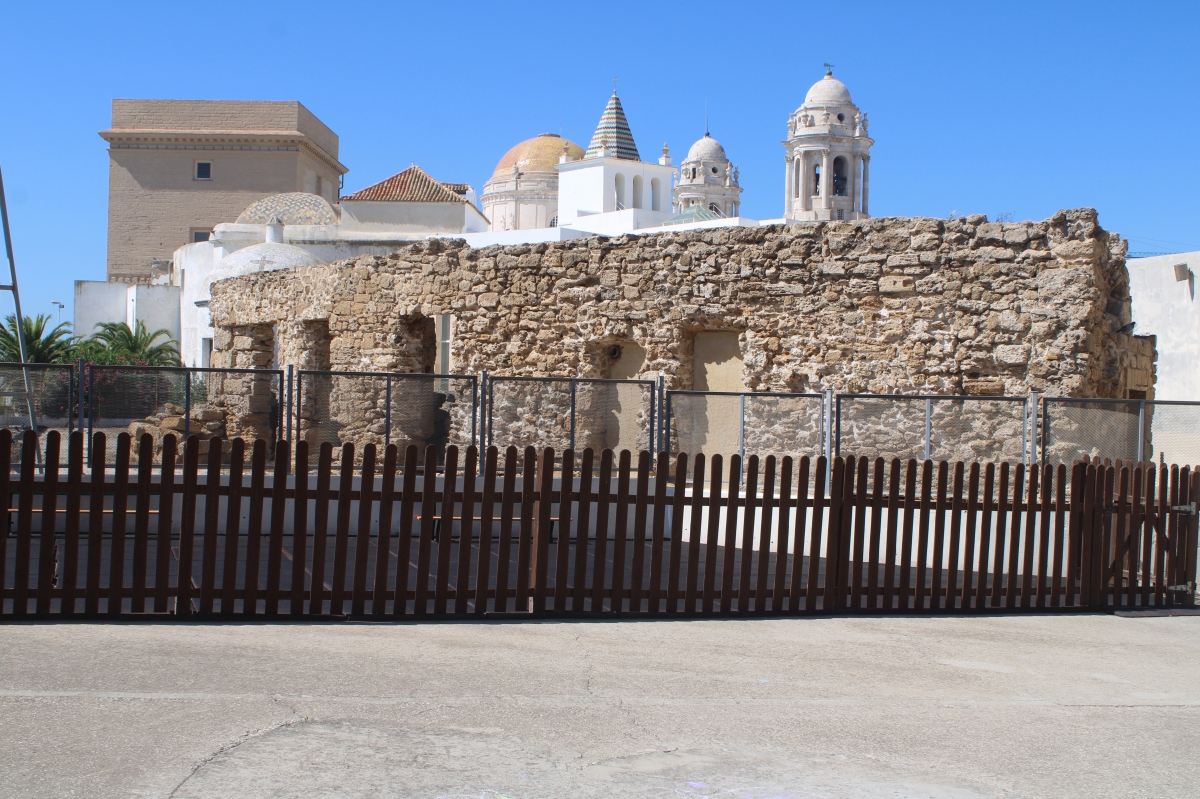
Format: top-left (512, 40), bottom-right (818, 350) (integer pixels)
top-left (552, 91), bottom-right (676, 234)
top-left (78, 165), bottom-right (487, 367)
top-left (481, 134), bottom-right (584, 231)
top-left (673, 131), bottom-right (742, 218)
top-left (1127, 253), bottom-right (1199, 400)
top-left (783, 68), bottom-right (873, 222)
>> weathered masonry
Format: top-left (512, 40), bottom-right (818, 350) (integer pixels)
top-left (209, 208), bottom-right (1155, 405)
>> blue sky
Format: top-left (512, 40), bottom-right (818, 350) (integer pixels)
top-left (1, 0), bottom-right (1197, 329)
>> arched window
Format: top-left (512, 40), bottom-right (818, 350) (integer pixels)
top-left (833, 156), bottom-right (848, 197)
top-left (549, 214), bottom-right (558, 228)
top-left (709, 203), bottom-right (722, 217)
top-left (614, 173), bottom-right (626, 210)
top-left (632, 175), bottom-right (643, 209)
top-left (812, 163), bottom-right (821, 196)
top-left (793, 159), bottom-right (802, 198)
top-left (650, 178), bottom-right (661, 211)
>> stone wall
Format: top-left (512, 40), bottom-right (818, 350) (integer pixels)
top-left (207, 209), bottom-right (1157, 454)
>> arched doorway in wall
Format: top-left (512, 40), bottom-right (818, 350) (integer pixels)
top-left (650, 177), bottom-right (661, 211)
top-left (632, 175), bottom-right (643, 209)
top-left (614, 173), bottom-right (626, 210)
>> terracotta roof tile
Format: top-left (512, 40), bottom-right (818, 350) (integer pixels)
top-left (341, 165), bottom-right (466, 203)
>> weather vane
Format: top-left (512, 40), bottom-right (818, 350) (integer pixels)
top-left (823, 62), bottom-right (834, 74)
top-left (612, 76), bottom-right (619, 94)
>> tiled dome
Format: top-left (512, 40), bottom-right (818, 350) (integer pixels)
top-left (492, 134), bottom-right (584, 178)
top-left (236, 192), bottom-right (338, 226)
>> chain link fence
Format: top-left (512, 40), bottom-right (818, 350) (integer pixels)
top-left (836, 394), bottom-right (1031, 463)
top-left (665, 391), bottom-right (826, 462)
top-left (1040, 398), bottom-right (1200, 467)
top-left (4, 360), bottom-right (1200, 471)
top-left (0, 363), bottom-right (76, 467)
top-left (486, 376), bottom-right (656, 453)
top-left (86, 366), bottom-right (284, 465)
top-left (295, 371), bottom-right (477, 463)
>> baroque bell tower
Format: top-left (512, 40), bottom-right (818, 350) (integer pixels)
top-left (783, 68), bottom-right (873, 221)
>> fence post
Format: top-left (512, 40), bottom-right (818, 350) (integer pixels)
top-left (1040, 396), bottom-right (1050, 467)
top-left (384, 374), bottom-right (392, 447)
top-left (738, 393), bottom-right (746, 463)
top-left (86, 364), bottom-right (94, 463)
top-left (923, 398), bottom-right (932, 462)
top-left (569, 379), bottom-right (577, 452)
top-left (75, 358), bottom-right (85, 438)
top-left (183, 370), bottom-right (191, 439)
top-left (663, 390), bottom-right (672, 456)
top-left (1026, 392), bottom-right (1036, 466)
top-left (1137, 400), bottom-right (1146, 463)
top-left (294, 372), bottom-right (302, 449)
top-left (656, 374), bottom-right (665, 453)
top-left (286, 364), bottom-right (294, 444)
top-left (827, 388), bottom-right (836, 486)
top-left (479, 369), bottom-right (488, 449)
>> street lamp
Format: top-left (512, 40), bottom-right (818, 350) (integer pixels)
top-left (51, 301), bottom-right (64, 325)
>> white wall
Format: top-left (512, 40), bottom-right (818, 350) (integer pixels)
top-left (74, 281), bottom-right (128, 339)
top-left (1128, 252), bottom-right (1200, 400)
top-left (556, 157), bottom-right (675, 226)
top-left (73, 281), bottom-right (181, 350)
top-left (128, 285), bottom-right (181, 342)
top-left (340, 201), bottom-right (489, 234)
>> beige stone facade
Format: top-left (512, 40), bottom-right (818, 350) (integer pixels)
top-left (100, 100), bottom-right (347, 282)
top-left (205, 209), bottom-right (1156, 454)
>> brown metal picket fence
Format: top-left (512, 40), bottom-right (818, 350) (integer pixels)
top-left (0, 428), bottom-right (1195, 619)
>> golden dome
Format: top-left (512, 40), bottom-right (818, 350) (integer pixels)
top-left (491, 133), bottom-right (584, 179)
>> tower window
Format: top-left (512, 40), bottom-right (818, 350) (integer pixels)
top-left (812, 164), bottom-right (821, 196)
top-left (833, 156), bottom-right (848, 197)
top-left (711, 166), bottom-right (718, 175)
top-left (837, 113), bottom-right (845, 123)
top-left (194, 161), bottom-right (212, 180)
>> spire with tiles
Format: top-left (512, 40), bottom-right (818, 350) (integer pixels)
top-left (584, 91), bottom-right (641, 161)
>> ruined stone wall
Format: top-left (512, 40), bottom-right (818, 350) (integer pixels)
top-left (207, 209), bottom-right (1157, 454)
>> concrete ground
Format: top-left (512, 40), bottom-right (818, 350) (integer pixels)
top-left (0, 614), bottom-right (1196, 799)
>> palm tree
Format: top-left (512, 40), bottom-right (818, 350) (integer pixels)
top-left (87, 321), bottom-right (181, 366)
top-left (0, 313), bottom-right (75, 363)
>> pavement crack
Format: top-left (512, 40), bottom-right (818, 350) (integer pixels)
top-left (573, 632), bottom-right (595, 696)
top-left (167, 697), bottom-right (305, 797)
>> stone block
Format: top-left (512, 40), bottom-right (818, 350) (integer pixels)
top-left (994, 345), bottom-right (1030, 366)
top-left (879, 275), bottom-right (914, 294)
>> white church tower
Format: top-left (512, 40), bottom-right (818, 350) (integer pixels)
top-left (673, 131), bottom-right (742, 218)
top-left (784, 68), bottom-right (873, 221)
top-left (555, 91), bottom-right (675, 233)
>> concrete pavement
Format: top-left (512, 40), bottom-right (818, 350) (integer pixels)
top-left (1, 614), bottom-right (1197, 798)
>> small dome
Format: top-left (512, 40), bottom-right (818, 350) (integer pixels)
top-left (206, 242), bottom-right (322, 290)
top-left (491, 134), bottom-right (585, 179)
top-left (685, 133), bottom-right (727, 162)
top-left (803, 72), bottom-right (853, 107)
top-left (236, 192), bottom-right (338, 226)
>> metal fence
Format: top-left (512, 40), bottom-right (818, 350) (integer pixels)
top-left (1040, 398), bottom-right (1200, 467)
top-left (665, 390), bottom-right (826, 462)
top-left (836, 394), bottom-right (1032, 463)
top-left (295, 370), bottom-right (477, 460)
top-left (486, 376), bottom-right (657, 453)
top-left (85, 365), bottom-right (285, 464)
top-left (3, 362), bottom-right (1199, 469)
top-left (0, 363), bottom-right (76, 466)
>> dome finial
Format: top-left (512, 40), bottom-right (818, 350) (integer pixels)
top-left (823, 62), bottom-right (834, 76)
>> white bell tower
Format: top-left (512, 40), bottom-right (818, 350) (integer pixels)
top-left (783, 68), bottom-right (873, 221)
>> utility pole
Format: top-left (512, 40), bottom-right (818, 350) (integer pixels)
top-left (0, 165), bottom-right (41, 438)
